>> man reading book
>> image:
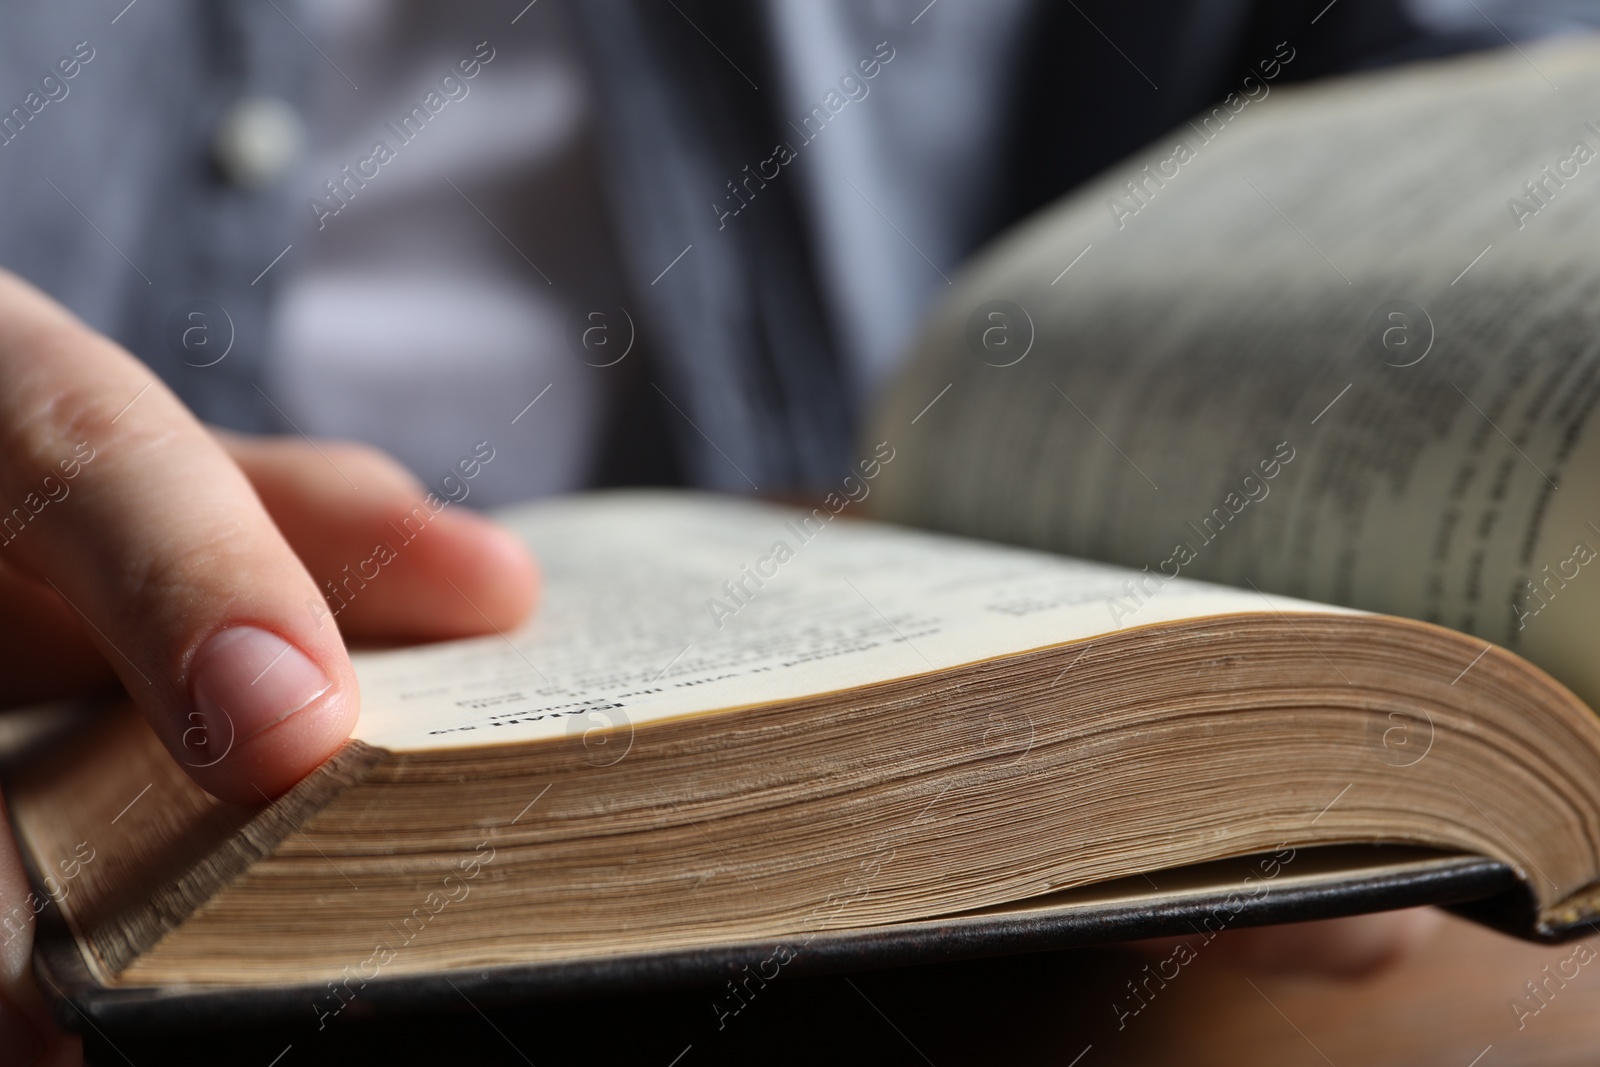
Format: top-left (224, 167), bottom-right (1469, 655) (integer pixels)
top-left (1, 0), bottom-right (1595, 1061)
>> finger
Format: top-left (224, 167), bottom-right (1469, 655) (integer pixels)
top-left (1129, 907), bottom-right (1443, 979)
top-left (0, 796), bottom-right (80, 1066)
top-left (0, 564), bottom-right (114, 706)
top-left (0, 270), bottom-right (356, 803)
top-left (1208, 908), bottom-right (1444, 977)
top-left (216, 432), bottom-right (539, 641)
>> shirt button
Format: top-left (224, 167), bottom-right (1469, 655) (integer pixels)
top-left (213, 96), bottom-right (305, 188)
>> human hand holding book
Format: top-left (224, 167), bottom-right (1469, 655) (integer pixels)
top-left (0, 274), bottom-right (1406, 1064)
top-left (0, 271), bottom-right (537, 1066)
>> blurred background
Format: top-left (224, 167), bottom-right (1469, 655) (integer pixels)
top-left (5, 0), bottom-right (1597, 506)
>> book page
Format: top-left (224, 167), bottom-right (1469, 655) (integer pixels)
top-left (868, 38), bottom-right (1600, 708)
top-left (347, 492), bottom-right (1330, 751)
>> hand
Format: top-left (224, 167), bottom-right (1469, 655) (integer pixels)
top-left (0, 270), bottom-right (538, 1064)
top-left (1132, 907), bottom-right (1445, 978)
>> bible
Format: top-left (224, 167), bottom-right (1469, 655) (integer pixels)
top-left (15, 34), bottom-right (1600, 1037)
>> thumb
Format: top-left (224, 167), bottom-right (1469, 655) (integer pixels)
top-left (0, 271), bottom-right (357, 803)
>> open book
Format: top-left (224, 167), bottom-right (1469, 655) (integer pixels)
top-left (16, 35), bottom-right (1600, 1034)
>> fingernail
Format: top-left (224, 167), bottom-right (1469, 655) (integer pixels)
top-left (0, 991), bottom-right (45, 1065)
top-left (190, 627), bottom-right (332, 751)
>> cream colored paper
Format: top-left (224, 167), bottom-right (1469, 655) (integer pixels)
top-left (349, 492), bottom-right (1332, 750)
top-left (869, 39), bottom-right (1600, 708)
